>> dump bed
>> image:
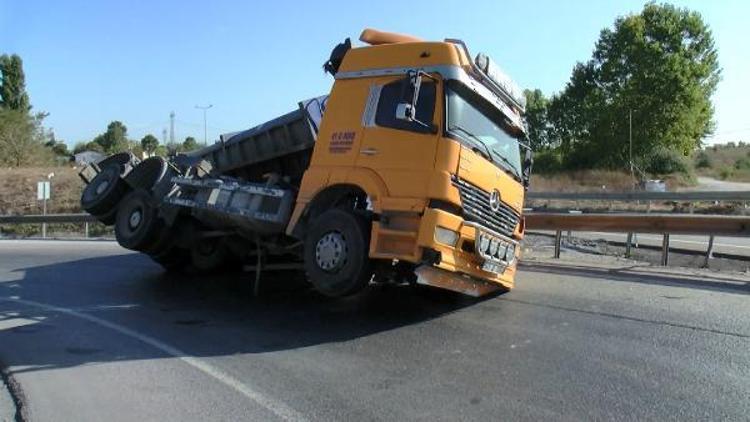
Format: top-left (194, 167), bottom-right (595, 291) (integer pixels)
top-left (190, 98), bottom-right (326, 177)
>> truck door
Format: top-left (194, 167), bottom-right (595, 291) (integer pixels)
top-left (356, 76), bottom-right (441, 198)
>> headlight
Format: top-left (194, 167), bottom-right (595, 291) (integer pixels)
top-left (489, 238), bottom-right (500, 256)
top-left (505, 244), bottom-right (516, 260)
top-left (478, 233), bottom-right (490, 252)
top-left (434, 227), bottom-right (459, 246)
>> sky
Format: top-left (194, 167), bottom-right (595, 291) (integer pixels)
top-left (1, 0), bottom-right (749, 147)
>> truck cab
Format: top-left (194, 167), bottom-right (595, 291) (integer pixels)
top-left (290, 30), bottom-right (531, 296)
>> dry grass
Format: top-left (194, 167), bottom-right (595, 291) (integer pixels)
top-left (0, 166), bottom-right (84, 215)
top-left (530, 170), bottom-right (637, 192)
top-left (530, 169), bottom-right (693, 193)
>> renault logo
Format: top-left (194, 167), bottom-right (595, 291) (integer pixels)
top-left (489, 189), bottom-right (501, 212)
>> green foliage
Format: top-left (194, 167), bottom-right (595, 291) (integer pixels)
top-left (523, 89), bottom-right (549, 150)
top-left (694, 151), bottom-right (712, 169)
top-left (93, 121), bottom-right (129, 153)
top-left (73, 140), bottom-right (104, 154)
top-left (641, 147), bottom-right (690, 175)
top-left (140, 134), bottom-right (159, 154)
top-left (0, 109), bottom-right (51, 166)
top-left (0, 54), bottom-right (31, 112)
top-left (531, 149), bottom-right (563, 174)
top-left (182, 136), bottom-right (199, 151)
top-left (546, 3), bottom-right (720, 170)
top-left (733, 157), bottom-right (750, 170)
top-left (719, 166), bottom-right (734, 180)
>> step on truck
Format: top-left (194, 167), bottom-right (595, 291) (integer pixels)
top-left (79, 29), bottom-right (533, 297)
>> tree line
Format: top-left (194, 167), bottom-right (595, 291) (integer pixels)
top-left (523, 3), bottom-right (720, 177)
top-left (0, 54), bottom-right (201, 167)
top-left (71, 121), bottom-right (201, 158)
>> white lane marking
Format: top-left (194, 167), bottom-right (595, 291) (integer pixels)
top-left (0, 296), bottom-right (305, 421)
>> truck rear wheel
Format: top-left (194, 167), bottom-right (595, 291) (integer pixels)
top-left (81, 165), bottom-right (128, 217)
top-left (114, 189), bottom-right (161, 251)
top-left (304, 208), bottom-right (372, 297)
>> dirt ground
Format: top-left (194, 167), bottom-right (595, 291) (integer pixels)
top-left (0, 166), bottom-right (85, 215)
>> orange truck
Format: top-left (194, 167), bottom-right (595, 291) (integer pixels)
top-left (79, 29), bottom-right (533, 297)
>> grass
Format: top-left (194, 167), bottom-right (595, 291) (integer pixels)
top-left (530, 169), bottom-right (692, 192)
top-left (695, 144), bottom-right (750, 182)
top-left (0, 166), bottom-right (85, 215)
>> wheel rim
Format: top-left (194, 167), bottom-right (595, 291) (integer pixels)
top-left (128, 208), bottom-right (143, 230)
top-left (315, 231), bottom-right (347, 272)
top-left (95, 179), bottom-right (110, 196)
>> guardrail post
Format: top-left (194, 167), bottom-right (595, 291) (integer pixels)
top-left (625, 233), bottom-right (633, 257)
top-left (661, 234), bottom-right (670, 266)
top-left (704, 235), bottom-right (715, 268)
top-left (554, 230), bottom-right (562, 259)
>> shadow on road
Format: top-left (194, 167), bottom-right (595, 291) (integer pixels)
top-left (520, 261), bottom-right (750, 295)
top-left (0, 253), bottom-right (496, 375)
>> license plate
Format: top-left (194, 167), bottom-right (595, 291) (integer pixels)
top-left (482, 261), bottom-right (504, 274)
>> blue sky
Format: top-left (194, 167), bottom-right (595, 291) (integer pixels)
top-left (2, 0), bottom-right (748, 146)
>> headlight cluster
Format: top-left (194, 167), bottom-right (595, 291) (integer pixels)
top-left (477, 232), bottom-right (515, 262)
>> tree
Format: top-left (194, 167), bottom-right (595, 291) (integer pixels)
top-left (547, 3), bottom-right (720, 170)
top-left (93, 121), bottom-right (129, 153)
top-left (0, 109), bottom-right (49, 166)
top-left (140, 134), bottom-right (159, 155)
top-left (523, 89), bottom-right (550, 151)
top-left (0, 54), bottom-right (31, 112)
top-left (182, 136), bottom-right (199, 151)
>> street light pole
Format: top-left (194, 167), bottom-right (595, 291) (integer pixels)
top-left (195, 104), bottom-right (213, 145)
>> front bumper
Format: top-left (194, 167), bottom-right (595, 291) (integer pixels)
top-left (416, 207), bottom-right (520, 291)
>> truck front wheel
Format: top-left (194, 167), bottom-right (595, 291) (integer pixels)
top-left (304, 208), bottom-right (372, 297)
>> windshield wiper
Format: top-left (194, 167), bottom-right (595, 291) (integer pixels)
top-left (449, 125), bottom-right (494, 163)
top-left (449, 124), bottom-right (521, 180)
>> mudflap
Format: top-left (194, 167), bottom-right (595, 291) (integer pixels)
top-left (414, 265), bottom-right (503, 297)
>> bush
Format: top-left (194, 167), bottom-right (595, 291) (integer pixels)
top-left (734, 157), bottom-right (750, 170)
top-left (694, 151), bottom-right (712, 169)
top-left (532, 150), bottom-right (563, 174)
top-left (643, 147), bottom-right (691, 175)
top-left (719, 166), bottom-right (734, 180)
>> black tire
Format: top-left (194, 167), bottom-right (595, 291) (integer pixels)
top-left (114, 189), bottom-right (161, 251)
top-left (93, 206), bottom-right (117, 226)
top-left (125, 157), bottom-right (168, 191)
top-left (81, 165), bottom-right (128, 216)
top-left (98, 152), bottom-right (140, 176)
top-left (190, 237), bottom-right (228, 272)
top-left (151, 246), bottom-right (189, 272)
top-left (304, 208), bottom-right (373, 297)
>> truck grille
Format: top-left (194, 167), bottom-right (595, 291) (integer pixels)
top-left (453, 177), bottom-right (520, 238)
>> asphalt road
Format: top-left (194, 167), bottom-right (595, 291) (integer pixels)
top-left (0, 241), bottom-right (748, 421)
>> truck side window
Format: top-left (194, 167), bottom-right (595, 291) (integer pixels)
top-left (375, 80), bottom-right (436, 134)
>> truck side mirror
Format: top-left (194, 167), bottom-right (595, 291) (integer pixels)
top-left (395, 70), bottom-right (437, 133)
top-left (395, 103), bottom-right (415, 121)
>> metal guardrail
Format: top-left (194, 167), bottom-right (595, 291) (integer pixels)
top-left (0, 213), bottom-right (96, 224)
top-left (1, 212), bottom-right (745, 266)
top-left (0, 213), bottom-right (98, 238)
top-left (527, 190), bottom-right (750, 202)
top-left (524, 212), bottom-right (748, 266)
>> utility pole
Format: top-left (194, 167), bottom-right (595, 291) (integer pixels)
top-left (629, 109), bottom-right (634, 187)
top-left (195, 104), bottom-right (213, 145)
top-left (169, 111), bottom-right (175, 145)
top-left (162, 128), bottom-right (168, 146)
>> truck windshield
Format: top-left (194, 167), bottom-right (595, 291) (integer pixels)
top-left (446, 85), bottom-right (523, 180)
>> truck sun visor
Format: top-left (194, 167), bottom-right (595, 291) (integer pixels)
top-left (474, 53), bottom-right (526, 111)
